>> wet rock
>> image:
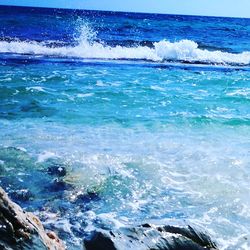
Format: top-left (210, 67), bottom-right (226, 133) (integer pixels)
top-left (84, 224), bottom-right (218, 250)
top-left (9, 189), bottom-right (34, 202)
top-left (0, 147), bottom-right (34, 171)
top-left (0, 186), bottom-right (65, 250)
top-left (84, 231), bottom-right (116, 250)
top-left (47, 165), bottom-right (67, 177)
top-left (46, 178), bottom-right (72, 193)
top-left (73, 191), bottom-right (100, 204)
top-left (43, 160), bottom-right (71, 193)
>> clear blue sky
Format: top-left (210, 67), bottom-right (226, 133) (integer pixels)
top-left (1, 0), bottom-right (250, 18)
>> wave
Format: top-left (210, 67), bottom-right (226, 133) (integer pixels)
top-left (1, 26), bottom-right (250, 66)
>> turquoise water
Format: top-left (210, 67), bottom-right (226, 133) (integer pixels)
top-left (1, 61), bottom-right (250, 249)
top-left (0, 5), bottom-right (250, 249)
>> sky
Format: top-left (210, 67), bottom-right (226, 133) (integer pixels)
top-left (1, 0), bottom-right (250, 18)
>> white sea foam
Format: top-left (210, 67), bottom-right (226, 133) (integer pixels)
top-left (26, 86), bottom-right (46, 92)
top-left (37, 151), bottom-right (57, 163)
top-left (16, 147), bottom-right (27, 152)
top-left (76, 93), bottom-right (94, 98)
top-left (1, 26), bottom-right (250, 65)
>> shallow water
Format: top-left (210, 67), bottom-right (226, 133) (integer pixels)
top-left (0, 5), bottom-right (250, 249)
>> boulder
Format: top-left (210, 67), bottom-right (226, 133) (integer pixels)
top-left (84, 223), bottom-right (218, 250)
top-left (0, 186), bottom-right (65, 250)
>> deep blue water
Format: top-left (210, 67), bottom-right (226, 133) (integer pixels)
top-left (0, 5), bottom-right (250, 249)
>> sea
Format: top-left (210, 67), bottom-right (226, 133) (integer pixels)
top-left (0, 5), bottom-right (250, 250)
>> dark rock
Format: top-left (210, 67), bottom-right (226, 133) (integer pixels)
top-left (9, 189), bottom-right (34, 202)
top-left (83, 224), bottom-right (218, 250)
top-left (84, 231), bottom-right (116, 250)
top-left (73, 191), bottom-right (100, 204)
top-left (47, 165), bottom-right (66, 177)
top-left (0, 186), bottom-right (65, 250)
top-left (46, 179), bottom-right (71, 193)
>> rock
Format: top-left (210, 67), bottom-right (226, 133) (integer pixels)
top-left (73, 191), bottom-right (100, 204)
top-left (9, 189), bottom-right (34, 202)
top-left (46, 179), bottom-right (71, 193)
top-left (0, 186), bottom-right (65, 250)
top-left (84, 224), bottom-right (218, 250)
top-left (47, 165), bottom-right (67, 177)
top-left (84, 231), bottom-right (116, 250)
top-left (0, 147), bottom-right (34, 171)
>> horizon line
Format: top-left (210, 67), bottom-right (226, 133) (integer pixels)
top-left (0, 4), bottom-right (249, 20)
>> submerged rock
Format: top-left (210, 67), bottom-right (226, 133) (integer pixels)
top-left (0, 186), bottom-right (65, 250)
top-left (46, 178), bottom-right (72, 193)
top-left (9, 189), bottom-right (34, 202)
top-left (47, 165), bottom-right (67, 177)
top-left (84, 223), bottom-right (218, 250)
top-left (0, 147), bottom-right (34, 171)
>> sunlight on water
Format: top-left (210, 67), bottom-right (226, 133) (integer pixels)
top-left (0, 6), bottom-right (250, 249)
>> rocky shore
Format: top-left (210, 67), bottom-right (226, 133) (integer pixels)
top-left (0, 185), bottom-right (218, 250)
top-left (0, 186), bottom-right (65, 250)
top-left (84, 224), bottom-right (218, 250)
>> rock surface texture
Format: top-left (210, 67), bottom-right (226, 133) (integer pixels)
top-left (0, 185), bottom-right (218, 250)
top-left (0, 186), bottom-right (65, 250)
top-left (84, 223), bottom-right (218, 250)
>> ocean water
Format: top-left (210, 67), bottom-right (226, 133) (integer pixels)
top-left (0, 5), bottom-right (250, 249)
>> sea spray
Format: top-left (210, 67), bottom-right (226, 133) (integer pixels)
top-left (1, 24), bottom-right (250, 65)
top-left (1, 6), bottom-right (250, 250)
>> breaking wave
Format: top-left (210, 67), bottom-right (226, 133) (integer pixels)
top-left (1, 25), bottom-right (250, 66)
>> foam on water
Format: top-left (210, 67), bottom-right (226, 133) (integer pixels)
top-left (1, 25), bottom-right (250, 66)
top-left (26, 86), bottom-right (46, 92)
top-left (37, 151), bottom-right (57, 163)
top-left (1, 17), bottom-right (250, 249)
top-left (2, 123), bottom-right (250, 249)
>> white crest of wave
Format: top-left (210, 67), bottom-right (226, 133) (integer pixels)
top-left (1, 24), bottom-right (250, 65)
top-left (154, 40), bottom-right (250, 65)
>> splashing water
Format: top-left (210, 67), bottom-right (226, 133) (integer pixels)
top-left (0, 23), bottom-right (250, 65)
top-left (1, 6), bottom-right (250, 250)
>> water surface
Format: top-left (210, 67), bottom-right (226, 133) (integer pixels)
top-left (0, 5), bottom-right (250, 249)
